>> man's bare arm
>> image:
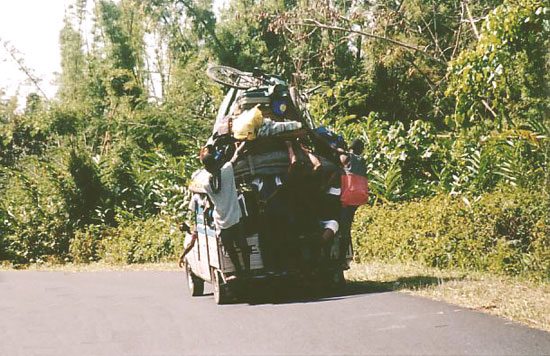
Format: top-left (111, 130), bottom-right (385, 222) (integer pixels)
top-left (178, 231), bottom-right (198, 268)
top-left (229, 141), bottom-right (247, 164)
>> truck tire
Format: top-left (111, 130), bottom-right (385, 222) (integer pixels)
top-left (212, 270), bottom-right (231, 305)
top-left (186, 262), bottom-right (204, 296)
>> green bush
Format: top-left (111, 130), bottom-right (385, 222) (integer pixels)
top-left (353, 187), bottom-right (549, 280)
top-left (67, 149), bottom-right (107, 227)
top-left (0, 156), bottom-right (74, 264)
top-left (70, 225), bottom-right (104, 263)
top-left (98, 217), bottom-right (183, 264)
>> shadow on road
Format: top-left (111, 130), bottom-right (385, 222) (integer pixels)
top-left (346, 275), bottom-right (461, 294)
top-left (241, 275), bottom-right (462, 306)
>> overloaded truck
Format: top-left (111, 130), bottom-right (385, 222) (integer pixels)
top-left (183, 66), bottom-right (353, 304)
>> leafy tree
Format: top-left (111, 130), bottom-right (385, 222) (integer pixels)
top-left (1, 0), bottom-right (548, 267)
top-left (447, 0), bottom-right (548, 130)
top-left (58, 19), bottom-right (88, 105)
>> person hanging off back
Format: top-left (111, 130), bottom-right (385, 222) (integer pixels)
top-left (338, 139), bottom-right (368, 264)
top-left (199, 141), bottom-right (250, 280)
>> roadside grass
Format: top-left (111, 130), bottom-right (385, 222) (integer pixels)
top-left (2, 259), bottom-right (548, 332)
top-left (0, 261), bottom-right (180, 272)
top-left (346, 261), bottom-right (550, 332)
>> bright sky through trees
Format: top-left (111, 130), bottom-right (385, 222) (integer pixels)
top-left (0, 0), bottom-right (227, 106)
top-left (0, 0), bottom-right (72, 102)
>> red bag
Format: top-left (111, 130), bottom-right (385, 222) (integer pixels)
top-left (341, 173), bottom-right (369, 207)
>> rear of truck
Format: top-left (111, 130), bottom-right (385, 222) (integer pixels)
top-left (184, 69), bottom-right (352, 303)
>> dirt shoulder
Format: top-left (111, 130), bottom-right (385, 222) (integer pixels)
top-left (345, 261), bottom-right (550, 332)
top-left (2, 260), bottom-right (548, 332)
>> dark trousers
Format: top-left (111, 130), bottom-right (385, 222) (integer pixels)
top-left (340, 206), bottom-right (358, 259)
top-left (220, 222), bottom-right (250, 274)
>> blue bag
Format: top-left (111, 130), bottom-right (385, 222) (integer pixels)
top-left (314, 126), bottom-right (346, 150)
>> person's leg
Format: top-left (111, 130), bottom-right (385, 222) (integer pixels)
top-left (235, 222), bottom-right (250, 273)
top-left (220, 226), bottom-right (243, 275)
top-left (258, 205), bottom-right (276, 271)
top-left (321, 221), bottom-right (337, 263)
top-left (266, 192), bottom-right (291, 271)
top-left (339, 206), bottom-right (357, 260)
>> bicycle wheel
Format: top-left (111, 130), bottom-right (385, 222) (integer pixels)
top-left (206, 65), bottom-right (258, 89)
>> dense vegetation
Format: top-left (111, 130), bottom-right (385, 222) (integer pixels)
top-left (0, 0), bottom-right (548, 277)
top-left (353, 188), bottom-right (549, 281)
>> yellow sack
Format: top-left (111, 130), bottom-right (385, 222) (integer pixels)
top-left (232, 106), bottom-right (264, 141)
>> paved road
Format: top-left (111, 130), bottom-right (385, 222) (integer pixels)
top-left (1, 271), bottom-right (549, 356)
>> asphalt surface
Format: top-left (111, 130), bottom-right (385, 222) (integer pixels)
top-left (1, 271), bottom-right (549, 356)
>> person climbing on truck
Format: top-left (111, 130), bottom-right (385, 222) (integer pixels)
top-left (338, 139), bottom-right (368, 264)
top-left (199, 141), bottom-right (251, 279)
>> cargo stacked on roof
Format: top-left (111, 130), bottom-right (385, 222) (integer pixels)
top-left (204, 67), bottom-right (332, 180)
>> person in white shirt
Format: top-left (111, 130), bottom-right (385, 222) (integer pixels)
top-left (200, 142), bottom-right (250, 279)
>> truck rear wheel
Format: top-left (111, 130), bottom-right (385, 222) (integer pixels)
top-left (212, 270), bottom-right (231, 305)
top-left (186, 262), bottom-right (204, 296)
